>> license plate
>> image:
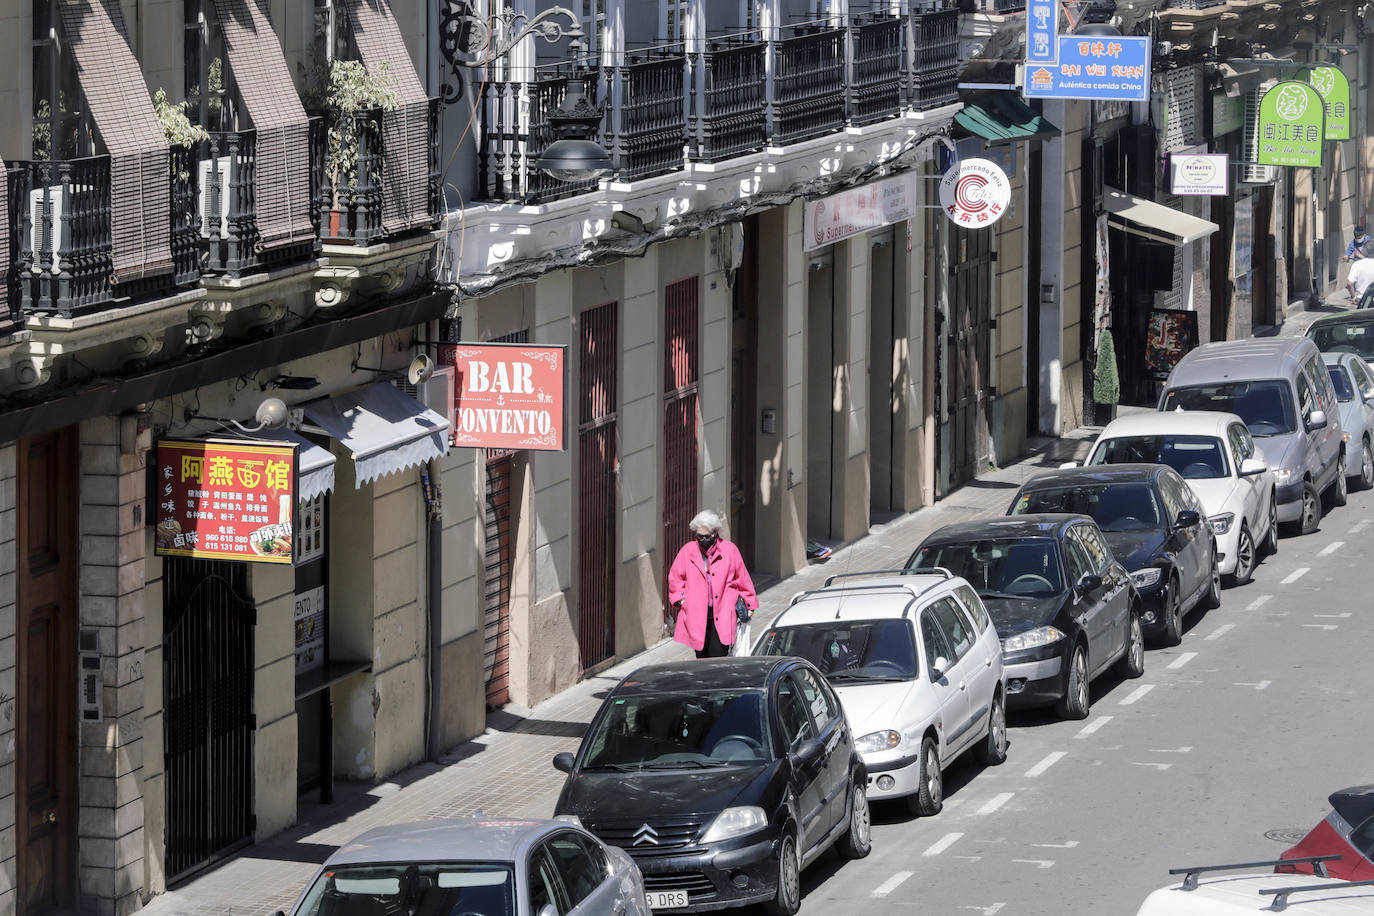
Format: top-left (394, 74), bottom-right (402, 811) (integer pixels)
top-left (647, 889), bottom-right (690, 909)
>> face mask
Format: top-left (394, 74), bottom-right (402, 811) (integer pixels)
top-left (695, 533), bottom-right (717, 550)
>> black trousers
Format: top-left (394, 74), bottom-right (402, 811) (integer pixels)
top-left (696, 612), bottom-right (728, 658)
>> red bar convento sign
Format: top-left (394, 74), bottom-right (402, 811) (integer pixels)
top-left (447, 343), bottom-right (566, 452)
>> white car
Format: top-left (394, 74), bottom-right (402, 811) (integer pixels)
top-left (751, 570), bottom-right (1007, 817)
top-left (1137, 863), bottom-right (1374, 915)
top-left (1085, 411), bottom-right (1278, 586)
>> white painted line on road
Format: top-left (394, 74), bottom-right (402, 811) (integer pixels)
top-left (923, 833), bottom-right (964, 857)
top-left (1302, 624), bottom-right (1339, 631)
top-left (1204, 624), bottom-right (1235, 641)
top-left (977, 792), bottom-right (1014, 815)
top-left (957, 904), bottom-right (1006, 915)
top-left (1119, 684), bottom-right (1155, 705)
top-left (1075, 717), bottom-right (1111, 738)
top-left (1319, 541), bottom-right (1344, 557)
top-left (1012, 859), bottom-right (1056, 869)
top-left (1315, 612), bottom-right (1352, 618)
top-left (1033, 841), bottom-right (1081, 849)
top-left (872, 872), bottom-right (913, 897)
top-left (1232, 680), bottom-right (1272, 690)
top-left (1281, 567), bottom-right (1310, 584)
top-left (1133, 762), bottom-right (1173, 770)
top-left (1167, 652), bottom-right (1198, 670)
top-left (1350, 519), bottom-right (1371, 535)
top-left (1245, 595), bottom-right (1272, 612)
top-left (1025, 751), bottom-right (1067, 777)
top-left (1150, 746), bottom-right (1193, 753)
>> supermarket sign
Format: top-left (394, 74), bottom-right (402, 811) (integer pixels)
top-left (154, 439), bottom-right (298, 563)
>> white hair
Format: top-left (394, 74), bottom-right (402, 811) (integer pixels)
top-left (689, 509), bottom-right (723, 533)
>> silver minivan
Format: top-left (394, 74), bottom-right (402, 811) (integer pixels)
top-left (1158, 338), bottom-right (1347, 535)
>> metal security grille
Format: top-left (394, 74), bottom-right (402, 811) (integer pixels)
top-left (578, 303), bottom-right (618, 672)
top-left (1161, 68), bottom-right (1200, 152)
top-left (163, 557), bottom-right (255, 883)
top-left (1240, 82), bottom-right (1279, 184)
top-left (663, 277), bottom-right (700, 622)
top-left (946, 225), bottom-right (993, 488)
top-left (483, 456), bottom-right (513, 707)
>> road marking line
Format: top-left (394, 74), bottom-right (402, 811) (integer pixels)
top-left (1119, 684), bottom-right (1155, 705)
top-left (1281, 567), bottom-right (1310, 584)
top-left (957, 904), bottom-right (1006, 915)
top-left (872, 872), bottom-right (913, 897)
top-left (1319, 541), bottom-right (1344, 557)
top-left (1075, 717), bottom-right (1111, 738)
top-left (1315, 612), bottom-right (1352, 618)
top-left (1233, 680), bottom-right (1271, 689)
top-left (1133, 762), bottom-right (1173, 770)
top-left (1204, 624), bottom-right (1234, 641)
top-left (923, 833), bottom-right (964, 857)
top-left (1351, 519), bottom-right (1371, 534)
top-left (1167, 652), bottom-right (1198, 670)
top-left (1302, 624), bottom-right (1339, 631)
top-left (1245, 595), bottom-right (1272, 612)
top-left (1012, 859), bottom-right (1056, 869)
top-left (1033, 841), bottom-right (1081, 849)
top-left (1025, 751), bottom-right (1066, 777)
top-left (977, 792), bottom-right (1014, 815)
top-left (1150, 746), bottom-right (1193, 753)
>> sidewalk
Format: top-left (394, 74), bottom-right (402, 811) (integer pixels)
top-left (143, 428), bottom-right (1108, 916)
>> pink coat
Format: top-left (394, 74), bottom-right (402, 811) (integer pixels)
top-left (668, 538), bottom-right (758, 651)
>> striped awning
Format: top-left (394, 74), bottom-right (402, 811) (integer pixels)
top-left (235, 428), bottom-right (337, 501)
top-left (341, 0), bottom-right (433, 234)
top-left (211, 0), bottom-right (315, 251)
top-left (57, 0), bottom-right (173, 283)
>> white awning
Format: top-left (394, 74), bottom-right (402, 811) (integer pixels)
top-left (244, 428), bottom-right (337, 501)
top-left (303, 383), bottom-right (449, 487)
top-left (1104, 187), bottom-right (1220, 246)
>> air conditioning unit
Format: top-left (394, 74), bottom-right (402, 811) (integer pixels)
top-left (198, 155), bottom-right (233, 238)
top-left (1240, 81), bottom-right (1278, 185)
top-left (28, 185), bottom-right (69, 268)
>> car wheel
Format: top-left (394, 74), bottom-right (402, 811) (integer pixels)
top-left (1330, 452), bottom-right (1349, 507)
top-left (1299, 479), bottom-right (1321, 535)
top-left (907, 737), bottom-right (943, 817)
top-left (1225, 522), bottom-right (1255, 588)
top-left (1159, 578), bottom-right (1184, 648)
top-left (1201, 546), bottom-right (1223, 607)
top-left (1260, 494), bottom-right (1279, 556)
top-left (763, 832), bottom-right (801, 915)
top-left (837, 781), bottom-right (872, 859)
top-left (1115, 610), bottom-right (1145, 679)
top-left (973, 692), bottom-right (1009, 766)
top-left (1056, 643), bottom-right (1090, 720)
top-left (1360, 439), bottom-right (1374, 491)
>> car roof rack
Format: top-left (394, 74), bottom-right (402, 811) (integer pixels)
top-left (1169, 855), bottom-right (1343, 891)
top-left (821, 568), bottom-right (953, 587)
top-left (1257, 877), bottom-right (1374, 911)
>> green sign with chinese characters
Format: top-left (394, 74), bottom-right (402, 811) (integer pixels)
top-left (1307, 66), bottom-right (1351, 140)
top-left (1256, 81), bottom-right (1325, 167)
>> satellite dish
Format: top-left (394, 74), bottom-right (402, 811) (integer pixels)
top-left (408, 353), bottom-right (435, 386)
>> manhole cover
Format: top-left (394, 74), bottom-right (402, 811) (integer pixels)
top-left (1265, 828), bottom-right (1309, 844)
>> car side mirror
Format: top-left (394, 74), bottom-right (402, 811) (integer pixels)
top-left (1075, 574), bottom-right (1102, 594)
top-left (794, 737), bottom-right (825, 766)
top-left (552, 752), bottom-right (575, 773)
top-left (1175, 509), bottom-right (1201, 529)
top-left (1239, 456), bottom-right (1268, 476)
top-left (1058, 461), bottom-right (1080, 469)
top-left (539, 906), bottom-right (560, 916)
top-left (1306, 408), bottom-right (1328, 430)
top-left (930, 656), bottom-right (949, 680)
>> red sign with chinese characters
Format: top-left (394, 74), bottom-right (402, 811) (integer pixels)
top-left (446, 344), bottom-right (566, 452)
top-left (154, 439), bottom-right (298, 564)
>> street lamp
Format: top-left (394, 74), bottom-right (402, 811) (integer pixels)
top-left (439, 1), bottom-right (614, 182)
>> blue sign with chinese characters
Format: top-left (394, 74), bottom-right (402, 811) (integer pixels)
top-left (1023, 35), bottom-right (1151, 102)
top-left (1026, 0), bottom-right (1058, 63)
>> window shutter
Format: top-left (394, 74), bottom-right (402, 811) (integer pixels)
top-left (1162, 68), bottom-right (1199, 152)
top-left (1240, 81), bottom-right (1278, 184)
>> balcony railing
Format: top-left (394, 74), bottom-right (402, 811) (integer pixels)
top-left (910, 9), bottom-right (960, 110)
top-left (773, 25), bottom-right (847, 145)
top-left (690, 36), bottom-right (767, 163)
top-left (616, 48), bottom-right (688, 183)
top-left (849, 15), bottom-right (904, 126)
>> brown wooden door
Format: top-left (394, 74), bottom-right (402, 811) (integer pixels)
top-left (17, 427), bottom-right (79, 916)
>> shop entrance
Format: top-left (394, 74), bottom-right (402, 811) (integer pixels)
top-left (17, 427), bottom-right (78, 916)
top-left (943, 225), bottom-right (993, 490)
top-left (663, 276), bottom-right (700, 619)
top-left (163, 557), bottom-right (255, 882)
top-left (577, 302), bottom-right (618, 672)
top-left (483, 453), bottom-right (514, 707)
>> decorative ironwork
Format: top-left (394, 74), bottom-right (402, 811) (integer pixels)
top-left (849, 14), bottom-right (903, 126)
top-left (439, 0), bottom-right (586, 102)
top-left (689, 36), bottom-right (767, 162)
top-left (772, 25), bottom-right (847, 146)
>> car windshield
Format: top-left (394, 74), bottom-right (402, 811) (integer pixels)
top-left (754, 620), bottom-right (919, 680)
top-left (1309, 320), bottom-right (1374, 361)
top-left (1161, 381), bottom-right (1296, 437)
top-left (1012, 483), bottom-right (1163, 532)
top-left (910, 538), bottom-right (1063, 597)
top-left (580, 689), bottom-right (768, 768)
top-left (1090, 434), bottom-right (1228, 479)
top-left (294, 863), bottom-right (514, 916)
top-left (1328, 366), bottom-right (1356, 402)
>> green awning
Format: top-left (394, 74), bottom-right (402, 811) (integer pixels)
top-left (954, 92), bottom-right (1060, 144)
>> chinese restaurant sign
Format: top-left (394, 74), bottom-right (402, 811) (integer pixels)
top-left (1256, 81), bottom-right (1325, 167)
top-left (155, 439), bottom-right (298, 563)
top-left (1307, 66), bottom-right (1350, 141)
top-left (450, 344), bottom-right (566, 451)
top-left (1024, 36), bottom-right (1151, 102)
top-left (1025, 0), bottom-right (1057, 64)
top-left (803, 174), bottom-right (917, 252)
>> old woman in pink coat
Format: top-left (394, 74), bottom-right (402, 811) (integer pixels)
top-left (668, 510), bottom-right (759, 658)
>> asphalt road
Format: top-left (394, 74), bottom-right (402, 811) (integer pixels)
top-left (780, 476), bottom-right (1374, 916)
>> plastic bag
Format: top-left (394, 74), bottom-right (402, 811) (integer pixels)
top-left (730, 621), bottom-right (752, 656)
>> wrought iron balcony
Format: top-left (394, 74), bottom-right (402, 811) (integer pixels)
top-left (615, 48), bottom-right (688, 183)
top-left (689, 35), bottom-right (767, 163)
top-left (773, 24), bottom-right (847, 145)
top-left (849, 14), bottom-right (904, 126)
top-left (910, 8), bottom-right (960, 111)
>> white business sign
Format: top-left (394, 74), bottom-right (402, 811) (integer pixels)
top-left (1169, 153), bottom-right (1229, 196)
top-left (804, 174), bottom-right (917, 252)
top-left (939, 158), bottom-right (1012, 228)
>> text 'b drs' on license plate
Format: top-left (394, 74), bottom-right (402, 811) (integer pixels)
top-left (648, 889), bottom-right (689, 909)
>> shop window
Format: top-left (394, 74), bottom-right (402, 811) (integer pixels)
top-left (32, 0), bottom-right (92, 160)
top-left (296, 492), bottom-right (326, 565)
top-left (183, 0), bottom-right (238, 131)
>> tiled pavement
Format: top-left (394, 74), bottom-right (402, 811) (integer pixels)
top-left (142, 425), bottom-right (1119, 915)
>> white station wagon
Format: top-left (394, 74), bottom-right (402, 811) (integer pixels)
top-left (751, 570), bottom-right (1007, 817)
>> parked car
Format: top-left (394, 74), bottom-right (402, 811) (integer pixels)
top-left (1007, 466), bottom-right (1219, 647)
top-left (552, 657), bottom-right (870, 914)
top-left (1307, 308), bottom-right (1374, 366)
top-left (1159, 337), bottom-right (1348, 535)
top-left (282, 817), bottom-right (651, 916)
top-left (1136, 860), bottom-right (1374, 915)
top-left (751, 569), bottom-right (1007, 817)
top-left (1279, 784), bottom-right (1374, 881)
top-left (908, 516), bottom-right (1141, 720)
top-left (1084, 410), bottom-right (1278, 586)
top-left (1323, 352), bottom-right (1374, 491)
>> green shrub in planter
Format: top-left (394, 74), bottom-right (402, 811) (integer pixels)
top-left (1093, 328), bottom-right (1120, 406)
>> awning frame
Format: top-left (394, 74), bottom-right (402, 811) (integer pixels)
top-left (302, 382), bottom-right (449, 488)
top-left (1103, 187), bottom-right (1220, 247)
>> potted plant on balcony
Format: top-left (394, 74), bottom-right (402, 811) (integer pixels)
top-left (152, 89), bottom-right (210, 179)
top-left (307, 60), bottom-right (399, 242)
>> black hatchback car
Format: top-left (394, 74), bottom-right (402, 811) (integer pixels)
top-left (1007, 465), bottom-right (1220, 646)
top-left (908, 515), bottom-right (1142, 719)
top-left (552, 657), bottom-right (870, 914)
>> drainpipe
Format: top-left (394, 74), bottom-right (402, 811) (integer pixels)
top-left (423, 460), bottom-right (444, 760)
